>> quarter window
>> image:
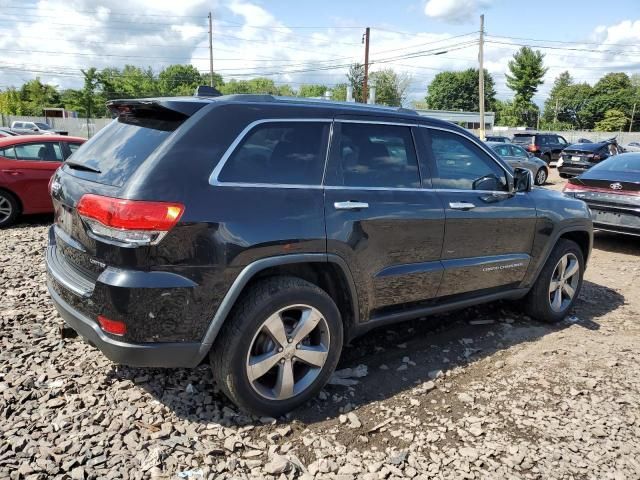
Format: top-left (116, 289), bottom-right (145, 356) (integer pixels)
top-left (426, 129), bottom-right (508, 191)
top-left (218, 122), bottom-right (329, 185)
top-left (0, 147), bottom-right (16, 159)
top-left (329, 122), bottom-right (420, 188)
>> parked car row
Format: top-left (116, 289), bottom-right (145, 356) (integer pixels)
top-left (486, 141), bottom-right (549, 185)
top-left (0, 135), bottom-right (86, 227)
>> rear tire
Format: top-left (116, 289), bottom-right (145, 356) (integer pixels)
top-left (0, 191), bottom-right (19, 228)
top-left (211, 276), bottom-right (343, 417)
top-left (559, 173), bottom-right (570, 179)
top-left (535, 168), bottom-right (548, 185)
top-left (524, 239), bottom-right (584, 323)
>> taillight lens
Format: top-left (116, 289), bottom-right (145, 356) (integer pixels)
top-left (563, 182), bottom-right (583, 193)
top-left (527, 144), bottom-right (539, 153)
top-left (77, 194), bottom-right (184, 246)
top-left (98, 315), bottom-right (127, 336)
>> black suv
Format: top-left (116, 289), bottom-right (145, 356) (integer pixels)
top-left (558, 140), bottom-right (623, 178)
top-left (512, 132), bottom-right (569, 164)
top-left (46, 94), bottom-right (593, 416)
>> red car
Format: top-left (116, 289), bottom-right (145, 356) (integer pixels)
top-left (0, 134), bottom-right (86, 227)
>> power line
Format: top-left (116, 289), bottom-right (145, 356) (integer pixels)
top-left (485, 39), bottom-right (640, 57)
top-left (486, 34), bottom-right (640, 48)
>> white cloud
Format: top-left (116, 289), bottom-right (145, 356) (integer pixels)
top-left (0, 1), bottom-right (637, 109)
top-left (424, 0), bottom-right (491, 24)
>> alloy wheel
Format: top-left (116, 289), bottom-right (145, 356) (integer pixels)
top-left (548, 253), bottom-right (580, 313)
top-left (536, 169), bottom-right (547, 185)
top-left (0, 195), bottom-right (13, 224)
top-left (246, 304), bottom-right (330, 401)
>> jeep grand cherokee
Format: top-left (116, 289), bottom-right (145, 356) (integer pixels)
top-left (46, 94), bottom-right (593, 416)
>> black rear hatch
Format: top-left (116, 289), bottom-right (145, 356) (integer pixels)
top-left (50, 98), bottom-right (207, 278)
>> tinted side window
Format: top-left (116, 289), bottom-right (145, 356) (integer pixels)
top-left (492, 144), bottom-right (511, 157)
top-left (219, 122), bottom-right (329, 185)
top-left (426, 129), bottom-right (508, 191)
top-left (329, 122), bottom-right (419, 188)
top-left (14, 142), bottom-right (63, 161)
top-left (511, 145), bottom-right (528, 158)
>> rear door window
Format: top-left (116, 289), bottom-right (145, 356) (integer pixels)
top-left (218, 121), bottom-right (330, 185)
top-left (14, 142), bottom-right (63, 161)
top-left (327, 122), bottom-right (420, 188)
top-left (63, 117), bottom-right (180, 186)
top-left (492, 144), bottom-right (511, 157)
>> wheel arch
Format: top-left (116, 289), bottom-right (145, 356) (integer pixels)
top-left (195, 254), bottom-right (359, 364)
top-left (0, 187), bottom-right (23, 213)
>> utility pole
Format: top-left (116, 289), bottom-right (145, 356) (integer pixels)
top-left (553, 98), bottom-right (559, 126)
top-left (362, 27), bottom-right (370, 103)
top-left (478, 15), bottom-right (485, 140)
top-left (208, 12), bottom-right (214, 87)
top-left (630, 103), bottom-right (636, 134)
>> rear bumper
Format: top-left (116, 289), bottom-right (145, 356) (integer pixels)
top-left (47, 281), bottom-right (203, 367)
top-left (45, 225), bottom-right (207, 368)
top-left (558, 165), bottom-right (589, 176)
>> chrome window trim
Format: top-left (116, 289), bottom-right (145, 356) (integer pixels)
top-left (421, 125), bottom-right (514, 181)
top-left (335, 118), bottom-right (418, 128)
top-left (208, 118), bottom-right (333, 187)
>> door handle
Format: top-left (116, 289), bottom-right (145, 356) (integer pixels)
top-left (1, 169), bottom-right (22, 176)
top-left (449, 201), bottom-right (475, 210)
top-left (334, 201), bottom-right (369, 210)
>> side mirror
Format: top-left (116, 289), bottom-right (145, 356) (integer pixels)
top-left (472, 174), bottom-right (501, 191)
top-left (513, 167), bottom-right (532, 192)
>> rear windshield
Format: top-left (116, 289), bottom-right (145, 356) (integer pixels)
top-left (591, 155), bottom-right (640, 173)
top-left (63, 116), bottom-right (180, 186)
top-left (512, 134), bottom-right (533, 144)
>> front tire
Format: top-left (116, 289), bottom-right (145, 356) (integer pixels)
top-left (524, 239), bottom-right (584, 323)
top-left (535, 168), bottom-right (548, 185)
top-left (0, 191), bottom-right (19, 228)
top-left (211, 276), bottom-right (343, 417)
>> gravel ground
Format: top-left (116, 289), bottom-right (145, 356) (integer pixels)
top-left (2, 170), bottom-right (639, 479)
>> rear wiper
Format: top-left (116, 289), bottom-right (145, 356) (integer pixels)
top-left (65, 161), bottom-right (101, 174)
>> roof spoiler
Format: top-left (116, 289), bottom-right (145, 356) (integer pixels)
top-left (194, 85), bottom-right (222, 97)
top-left (107, 99), bottom-right (209, 118)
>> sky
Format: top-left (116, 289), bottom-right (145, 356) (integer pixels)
top-left (0, 0), bottom-right (639, 107)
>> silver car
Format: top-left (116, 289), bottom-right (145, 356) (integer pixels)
top-left (487, 141), bottom-right (549, 185)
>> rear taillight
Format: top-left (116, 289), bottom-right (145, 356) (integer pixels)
top-left (563, 183), bottom-right (583, 193)
top-left (98, 315), bottom-right (127, 336)
top-left (77, 194), bottom-right (184, 246)
top-left (528, 144), bottom-right (539, 153)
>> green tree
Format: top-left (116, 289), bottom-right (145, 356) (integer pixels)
top-left (276, 84), bottom-right (295, 96)
top-left (542, 71), bottom-right (572, 125)
top-left (158, 64), bottom-right (208, 96)
top-left (370, 69), bottom-right (410, 106)
top-left (425, 69), bottom-right (496, 111)
top-left (505, 47), bottom-right (548, 104)
top-left (346, 63), bottom-right (365, 102)
top-left (331, 83), bottom-right (348, 101)
top-left (0, 87), bottom-right (26, 115)
top-left (298, 84), bottom-right (328, 98)
top-left (98, 65), bottom-right (159, 100)
top-left (583, 73), bottom-right (634, 129)
top-left (594, 109), bottom-right (628, 132)
top-left (18, 78), bottom-right (61, 115)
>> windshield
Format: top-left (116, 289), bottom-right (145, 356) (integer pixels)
top-left (35, 123), bottom-right (52, 130)
top-left (512, 135), bottom-right (533, 144)
top-left (63, 116), bottom-right (181, 186)
top-left (590, 155), bottom-right (640, 174)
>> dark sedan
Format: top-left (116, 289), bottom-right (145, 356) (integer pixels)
top-left (563, 153), bottom-right (640, 237)
top-left (558, 141), bottom-right (622, 178)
